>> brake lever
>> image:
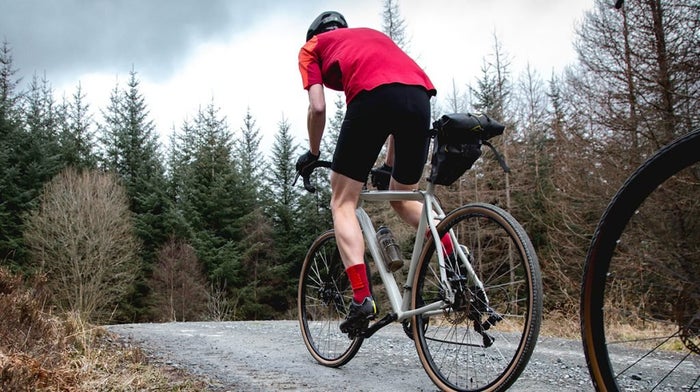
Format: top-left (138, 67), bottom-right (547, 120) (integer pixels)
top-left (303, 176), bottom-right (317, 193)
top-left (292, 169), bottom-right (318, 193)
top-left (294, 160), bottom-right (332, 193)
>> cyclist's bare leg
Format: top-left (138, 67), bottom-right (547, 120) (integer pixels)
top-left (389, 177), bottom-right (422, 229)
top-left (383, 134), bottom-right (422, 228)
top-left (384, 135), bottom-right (395, 166)
top-left (331, 170), bottom-right (378, 329)
top-left (390, 177), bottom-right (453, 253)
top-left (329, 171), bottom-right (366, 269)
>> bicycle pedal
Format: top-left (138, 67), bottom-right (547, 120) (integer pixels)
top-left (345, 321), bottom-right (370, 339)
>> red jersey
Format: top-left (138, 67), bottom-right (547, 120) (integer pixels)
top-left (298, 27), bottom-right (436, 103)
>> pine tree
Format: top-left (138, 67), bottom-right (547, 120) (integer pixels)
top-left (321, 94), bottom-right (344, 156)
top-left (237, 207), bottom-right (277, 319)
top-left (100, 70), bottom-right (162, 184)
top-left (290, 90), bottom-right (338, 249)
top-left (57, 83), bottom-right (97, 169)
top-left (0, 41), bottom-right (25, 265)
top-left (232, 108), bottom-right (280, 319)
top-left (267, 114), bottom-right (332, 306)
top-left (166, 121), bottom-right (195, 208)
top-left (176, 101), bottom-right (244, 291)
top-left (99, 69), bottom-right (171, 264)
top-left (98, 69), bottom-right (174, 320)
top-left (234, 107), bottom-right (265, 209)
top-left (268, 116), bottom-right (302, 266)
top-left (381, 0), bottom-right (410, 52)
top-left (21, 72), bottom-right (63, 205)
top-left (269, 115), bottom-right (298, 227)
top-left (0, 68), bottom-right (65, 268)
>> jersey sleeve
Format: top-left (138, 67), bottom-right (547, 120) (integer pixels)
top-left (298, 38), bottom-right (322, 90)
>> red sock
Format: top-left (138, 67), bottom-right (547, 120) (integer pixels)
top-left (441, 233), bottom-right (454, 255)
top-left (426, 230), bottom-right (454, 256)
top-left (346, 264), bottom-right (371, 303)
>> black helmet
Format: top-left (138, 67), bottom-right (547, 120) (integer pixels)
top-left (306, 11), bottom-right (348, 41)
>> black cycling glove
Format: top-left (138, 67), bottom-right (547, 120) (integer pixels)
top-left (296, 150), bottom-right (320, 177)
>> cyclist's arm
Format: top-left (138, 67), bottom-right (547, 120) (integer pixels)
top-left (307, 84), bottom-right (326, 156)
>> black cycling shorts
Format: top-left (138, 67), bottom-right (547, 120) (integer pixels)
top-left (331, 83), bottom-right (431, 185)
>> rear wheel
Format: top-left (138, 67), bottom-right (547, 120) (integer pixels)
top-left (412, 203), bottom-right (542, 391)
top-left (298, 230), bottom-right (363, 367)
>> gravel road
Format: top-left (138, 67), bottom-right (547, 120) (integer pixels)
top-left (107, 320), bottom-right (594, 391)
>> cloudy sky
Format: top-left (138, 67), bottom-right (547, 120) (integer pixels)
top-left (1, 0), bottom-right (594, 155)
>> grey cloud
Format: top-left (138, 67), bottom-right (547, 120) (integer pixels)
top-left (0, 0), bottom-right (275, 83)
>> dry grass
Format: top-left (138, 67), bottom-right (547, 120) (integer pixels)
top-left (540, 309), bottom-right (691, 354)
top-left (540, 310), bottom-right (581, 339)
top-left (0, 267), bottom-right (207, 391)
top-left (601, 315), bottom-right (689, 351)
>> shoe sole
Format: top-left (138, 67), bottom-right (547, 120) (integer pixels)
top-left (340, 313), bottom-right (377, 334)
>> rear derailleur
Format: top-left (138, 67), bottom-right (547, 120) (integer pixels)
top-left (442, 274), bottom-right (503, 348)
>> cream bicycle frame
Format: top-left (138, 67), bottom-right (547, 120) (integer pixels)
top-left (356, 181), bottom-right (487, 323)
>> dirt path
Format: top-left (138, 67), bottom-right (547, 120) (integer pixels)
top-left (108, 320), bottom-right (597, 391)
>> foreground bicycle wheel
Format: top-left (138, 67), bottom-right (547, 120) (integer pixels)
top-left (412, 202), bottom-right (542, 392)
top-left (298, 230), bottom-right (363, 367)
top-left (581, 130), bottom-right (700, 391)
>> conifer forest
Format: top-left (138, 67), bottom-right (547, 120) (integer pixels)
top-left (0, 0), bottom-right (697, 325)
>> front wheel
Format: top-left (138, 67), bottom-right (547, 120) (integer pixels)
top-left (298, 230), bottom-right (363, 367)
top-left (581, 130), bottom-right (700, 391)
top-left (412, 203), bottom-right (542, 392)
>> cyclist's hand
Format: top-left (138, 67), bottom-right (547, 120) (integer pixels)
top-left (370, 163), bottom-right (392, 190)
top-left (295, 150), bottom-right (320, 177)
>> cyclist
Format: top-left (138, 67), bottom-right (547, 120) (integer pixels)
top-left (295, 11), bottom-right (436, 334)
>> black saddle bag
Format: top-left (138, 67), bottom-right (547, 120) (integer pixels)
top-left (428, 113), bottom-right (506, 186)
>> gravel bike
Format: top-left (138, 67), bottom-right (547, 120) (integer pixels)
top-left (580, 129), bottom-right (700, 391)
top-left (296, 113), bottom-right (542, 392)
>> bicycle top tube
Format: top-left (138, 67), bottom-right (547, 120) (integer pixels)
top-left (360, 189), bottom-right (428, 202)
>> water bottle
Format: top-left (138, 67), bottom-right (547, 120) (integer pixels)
top-left (376, 226), bottom-right (404, 272)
